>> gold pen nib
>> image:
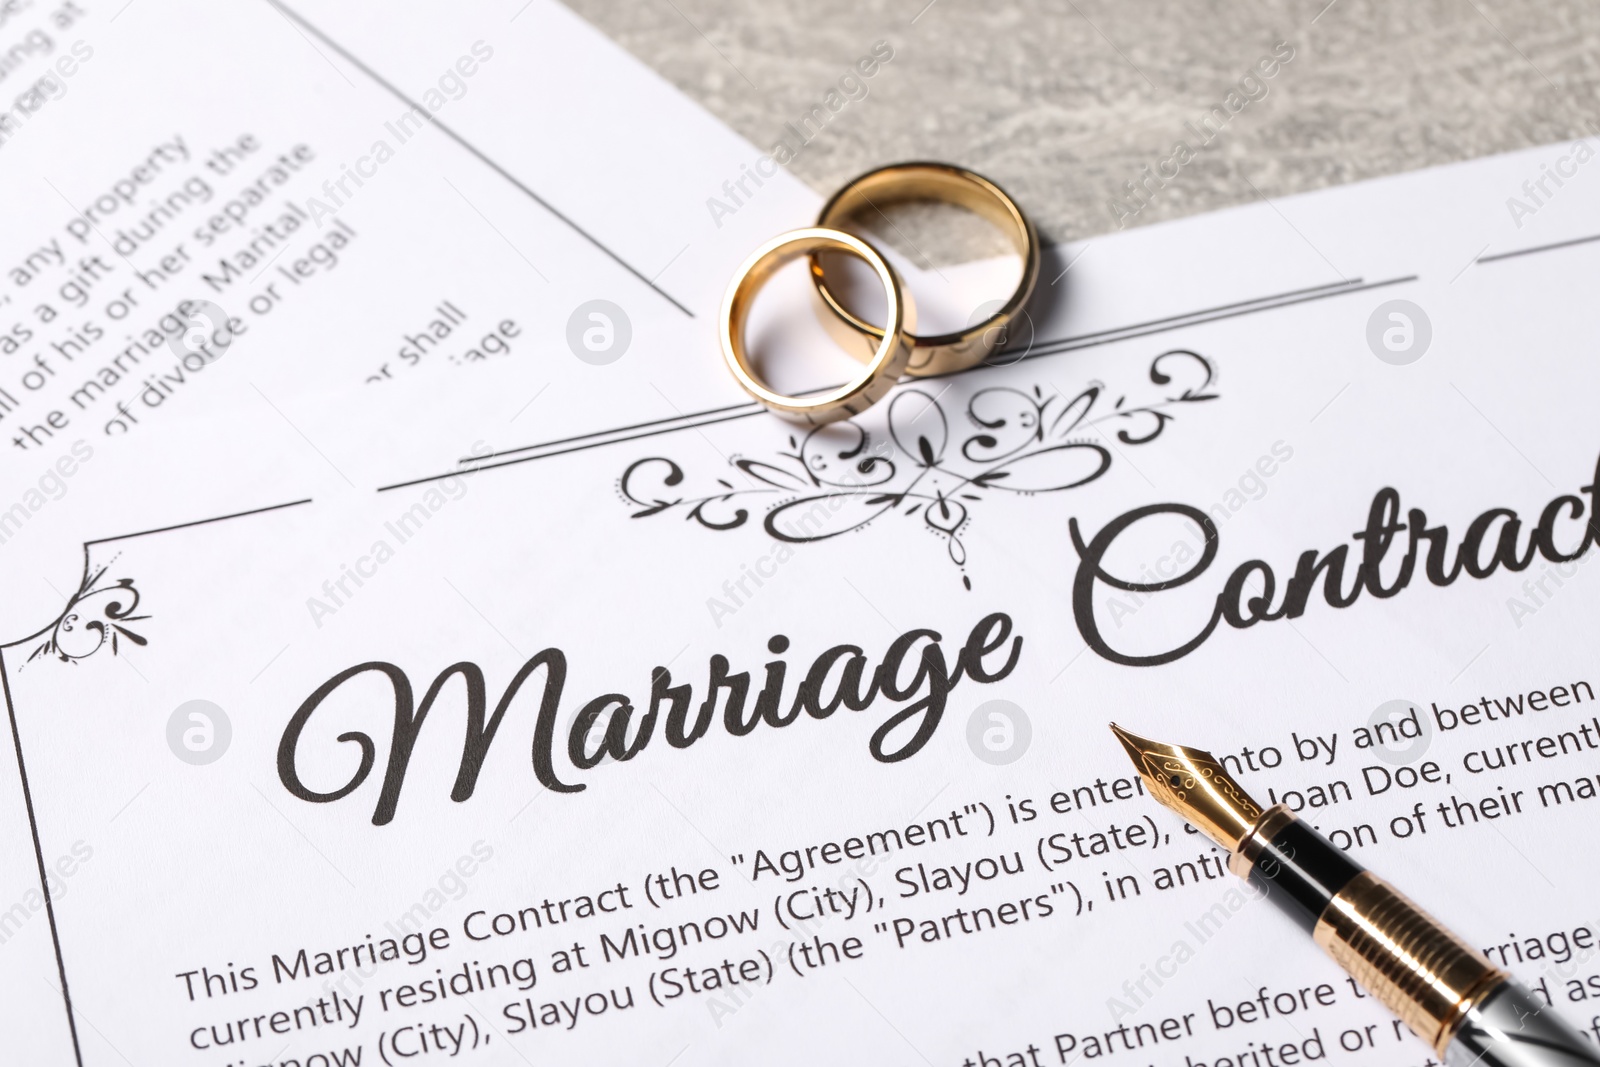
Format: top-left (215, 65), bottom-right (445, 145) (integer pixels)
top-left (1109, 723), bottom-right (1265, 853)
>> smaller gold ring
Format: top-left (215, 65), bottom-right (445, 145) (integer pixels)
top-left (810, 162), bottom-right (1040, 377)
top-left (722, 227), bottom-right (915, 425)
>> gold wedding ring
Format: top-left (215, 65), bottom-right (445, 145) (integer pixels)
top-left (721, 227), bottom-right (916, 425)
top-left (810, 162), bottom-right (1040, 376)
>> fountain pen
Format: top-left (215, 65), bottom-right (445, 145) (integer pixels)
top-left (1110, 723), bottom-right (1600, 1067)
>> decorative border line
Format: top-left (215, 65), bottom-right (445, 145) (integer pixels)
top-left (1, 497), bottom-right (316, 1067)
top-left (265, 0), bottom-right (695, 319)
top-left (456, 404), bottom-right (769, 472)
top-left (0, 656), bottom-right (79, 1065)
top-left (376, 273), bottom-right (1418, 493)
top-left (1478, 231), bottom-right (1600, 265)
top-left (84, 497), bottom-right (314, 548)
top-left (997, 275), bottom-right (1416, 365)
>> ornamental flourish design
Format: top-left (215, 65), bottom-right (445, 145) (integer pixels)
top-left (618, 349), bottom-right (1219, 588)
top-left (28, 563), bottom-right (147, 664)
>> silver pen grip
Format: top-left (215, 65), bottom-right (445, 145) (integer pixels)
top-left (1446, 981), bottom-right (1600, 1067)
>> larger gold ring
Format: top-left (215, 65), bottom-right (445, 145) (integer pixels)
top-left (722, 227), bottom-right (915, 425)
top-left (810, 162), bottom-right (1040, 377)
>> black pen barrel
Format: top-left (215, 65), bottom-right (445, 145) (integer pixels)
top-left (1235, 806), bottom-right (1363, 931)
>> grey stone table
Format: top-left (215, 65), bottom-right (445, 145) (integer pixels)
top-left (568, 0), bottom-right (1600, 259)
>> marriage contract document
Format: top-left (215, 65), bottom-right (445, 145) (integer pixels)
top-left (1, 3), bottom-right (1600, 1066)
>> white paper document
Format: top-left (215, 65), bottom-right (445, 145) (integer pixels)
top-left (3, 3), bottom-right (1600, 1066)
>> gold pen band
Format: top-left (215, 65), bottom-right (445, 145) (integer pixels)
top-left (1312, 870), bottom-right (1507, 1055)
